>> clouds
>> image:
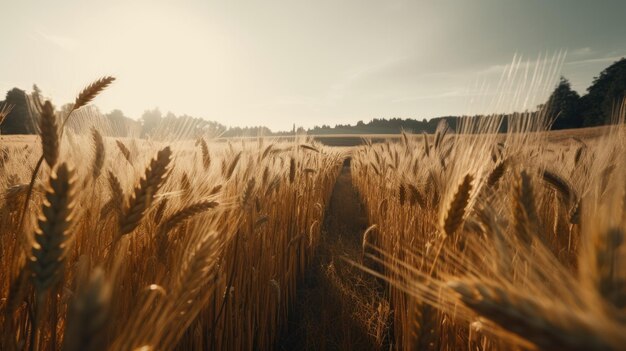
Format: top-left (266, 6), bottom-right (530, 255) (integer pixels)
top-left (566, 54), bottom-right (626, 67)
top-left (36, 31), bottom-right (78, 51)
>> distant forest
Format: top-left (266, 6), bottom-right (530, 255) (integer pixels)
top-left (1, 58), bottom-right (625, 137)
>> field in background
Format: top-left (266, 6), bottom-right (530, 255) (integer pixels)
top-left (2, 124), bottom-right (611, 148)
top-left (311, 125), bottom-right (610, 146)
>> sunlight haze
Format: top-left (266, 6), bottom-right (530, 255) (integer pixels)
top-left (1, 0), bottom-right (625, 131)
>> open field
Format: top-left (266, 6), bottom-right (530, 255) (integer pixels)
top-left (1, 82), bottom-right (625, 351)
top-left (203, 125), bottom-right (611, 147)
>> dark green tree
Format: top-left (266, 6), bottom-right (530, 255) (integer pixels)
top-left (0, 88), bottom-right (35, 134)
top-left (545, 77), bottom-right (582, 130)
top-left (581, 58), bottom-right (626, 126)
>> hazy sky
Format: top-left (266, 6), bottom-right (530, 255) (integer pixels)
top-left (2, 0), bottom-right (626, 131)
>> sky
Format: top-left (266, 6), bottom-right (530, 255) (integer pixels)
top-left (1, 0), bottom-right (626, 131)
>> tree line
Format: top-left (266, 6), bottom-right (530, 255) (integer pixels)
top-left (545, 57), bottom-right (626, 129)
top-left (1, 58), bottom-right (624, 137)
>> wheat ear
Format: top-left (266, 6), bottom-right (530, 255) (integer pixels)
top-left (289, 157), bottom-right (296, 183)
top-left (209, 184), bottom-right (223, 195)
top-left (449, 280), bottom-right (615, 351)
top-left (224, 151), bottom-right (242, 180)
top-left (512, 171), bottom-right (539, 246)
top-left (58, 77), bottom-right (115, 135)
top-left (116, 140), bottom-right (132, 164)
top-left (408, 184), bottom-right (426, 208)
top-left (91, 128), bottom-right (105, 180)
top-left (199, 138), bottom-right (211, 171)
top-left (29, 162), bottom-right (76, 293)
top-left (73, 76), bottom-right (116, 111)
top-left (487, 159), bottom-right (507, 188)
top-left (39, 100), bottom-right (59, 168)
top-left (542, 170), bottom-right (574, 201)
top-left (241, 178), bottom-right (256, 207)
top-left (443, 174), bottom-right (473, 237)
top-left (119, 146), bottom-right (172, 236)
top-left (157, 200), bottom-right (218, 238)
top-left (399, 183), bottom-right (407, 205)
top-left (174, 233), bottom-right (219, 302)
top-left (299, 144), bottom-right (320, 153)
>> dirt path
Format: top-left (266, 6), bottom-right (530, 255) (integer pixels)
top-left (276, 160), bottom-right (391, 350)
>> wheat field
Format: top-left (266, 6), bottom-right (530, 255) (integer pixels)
top-left (1, 78), bottom-right (625, 351)
top-left (0, 79), bottom-right (347, 350)
top-left (351, 107), bottom-right (626, 350)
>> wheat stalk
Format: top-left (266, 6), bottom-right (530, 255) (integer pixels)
top-left (594, 227), bottom-right (625, 309)
top-left (413, 303), bottom-right (439, 350)
top-left (28, 163), bottom-right (76, 350)
top-left (101, 171), bottom-right (124, 218)
top-left (422, 132), bottom-right (430, 157)
top-left (173, 233), bottom-right (220, 305)
top-left (62, 267), bottom-right (111, 351)
top-left (0, 102), bottom-right (13, 126)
